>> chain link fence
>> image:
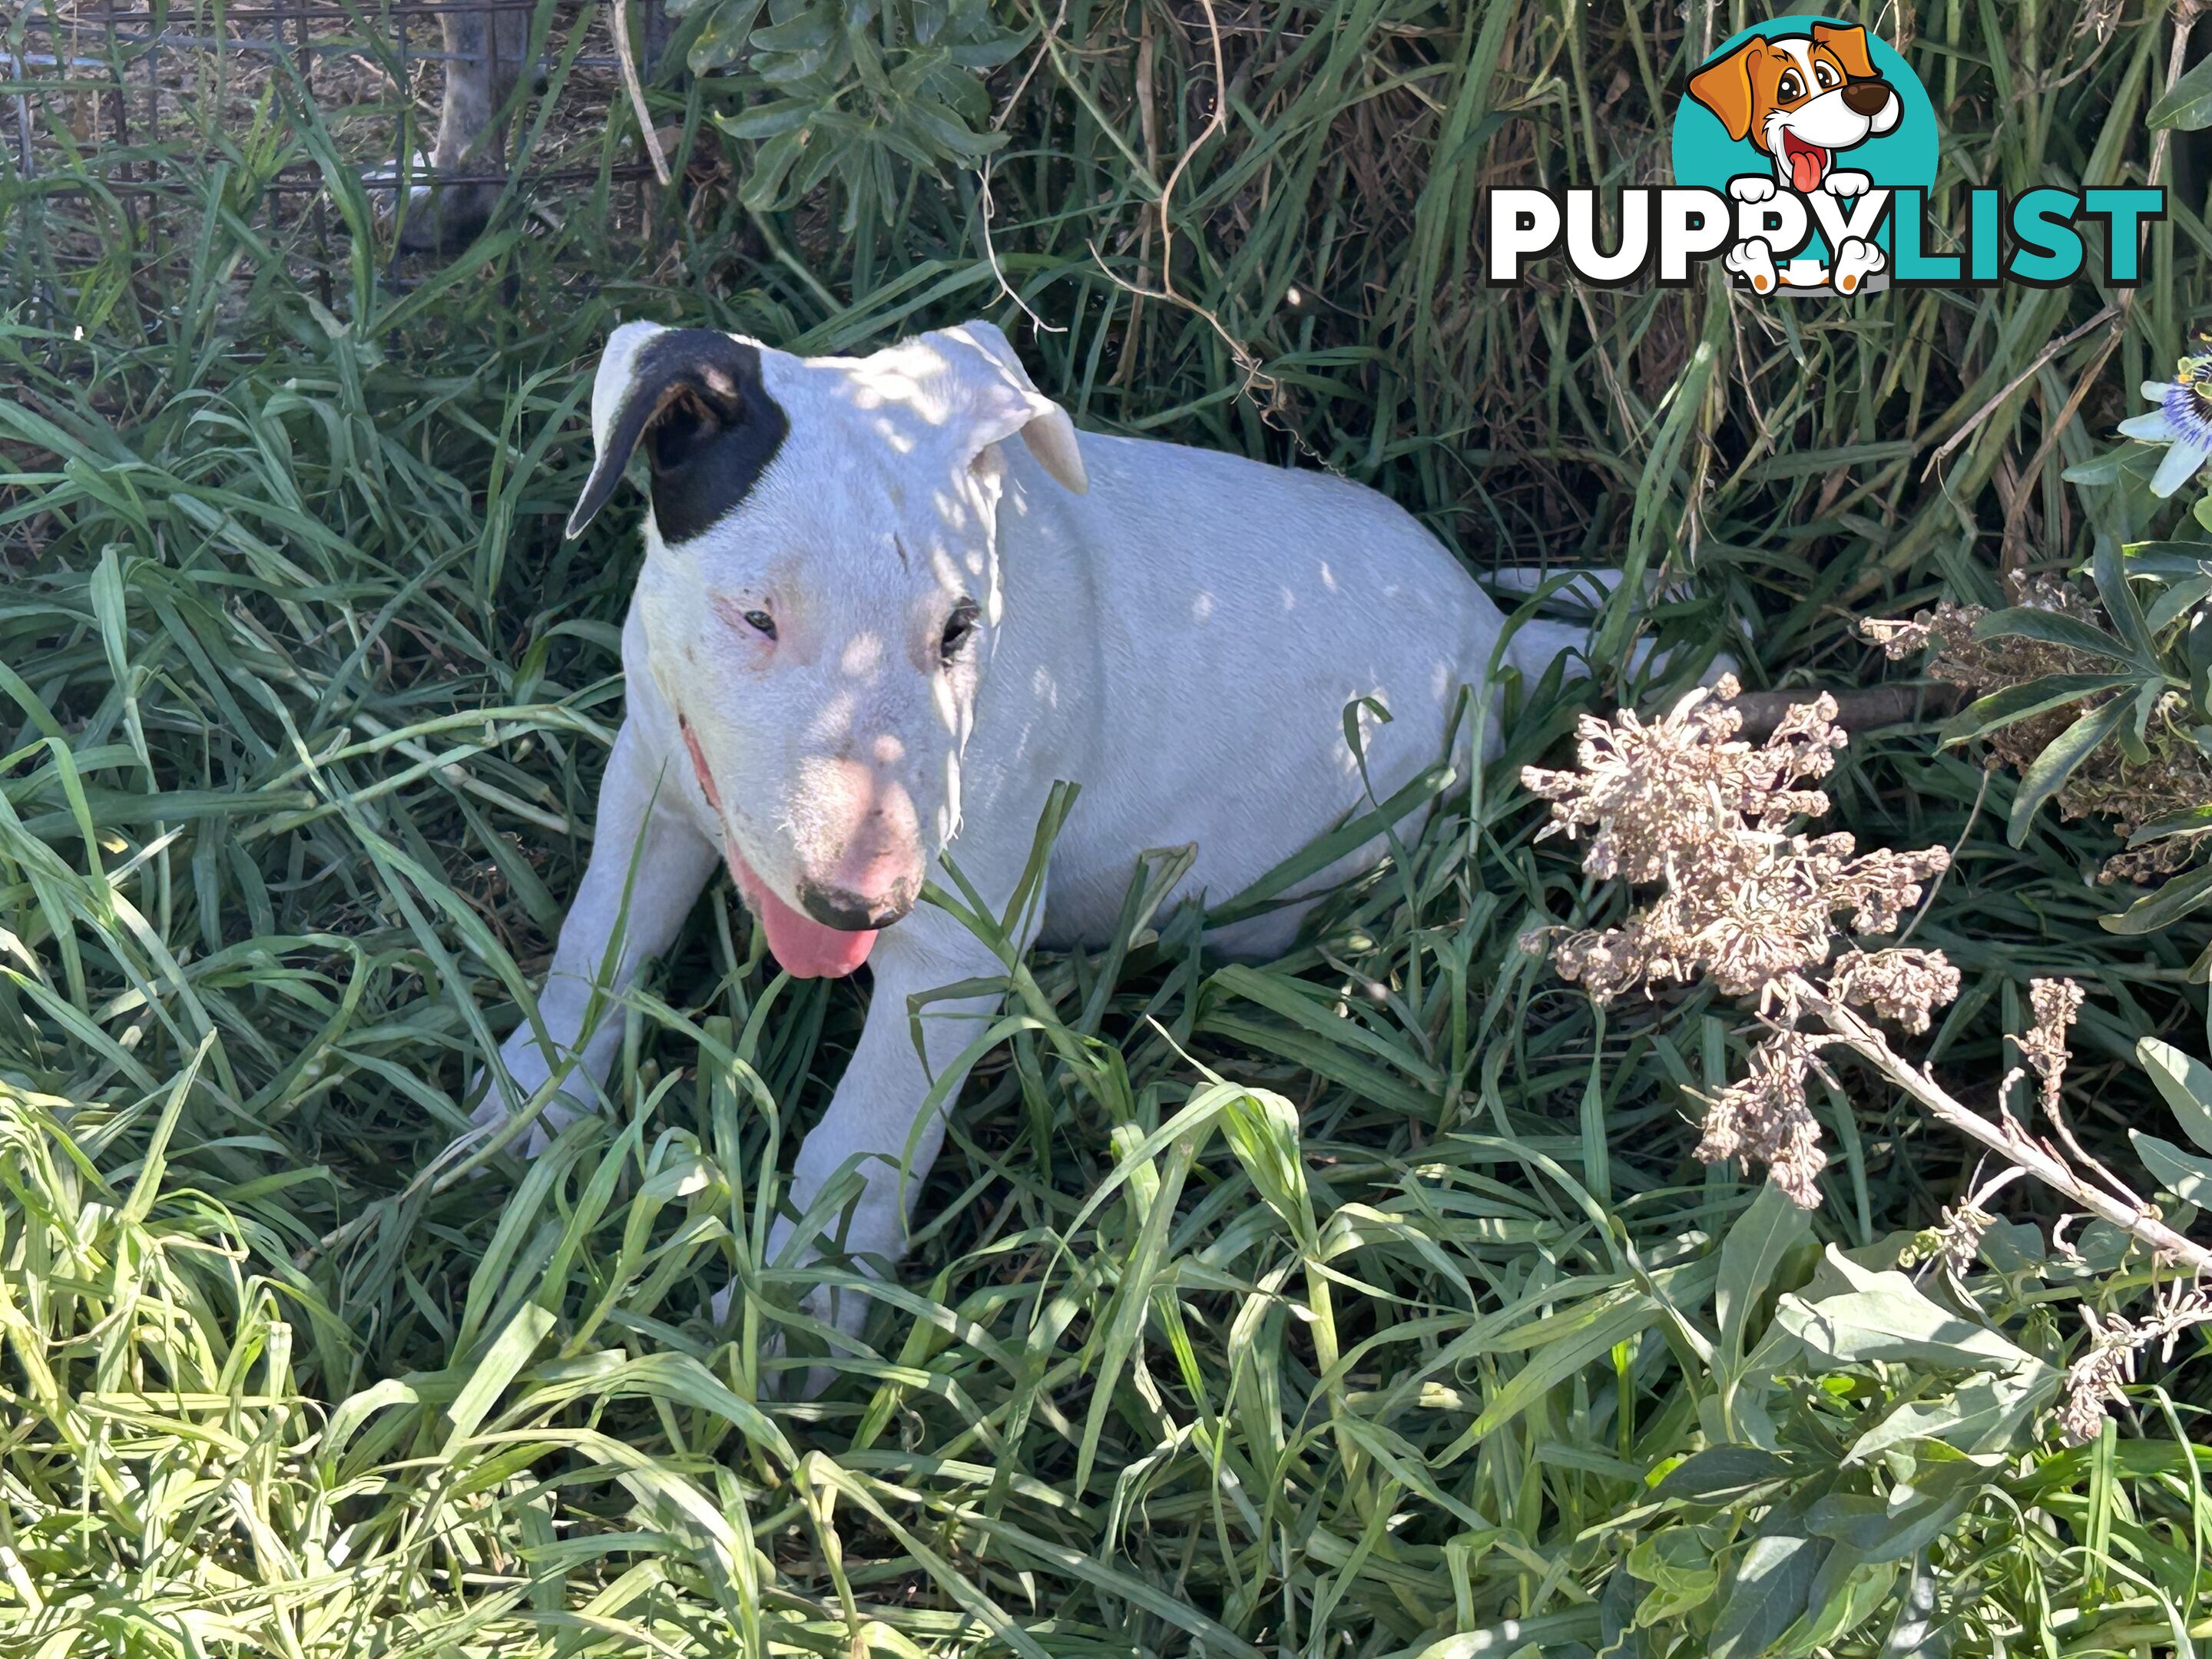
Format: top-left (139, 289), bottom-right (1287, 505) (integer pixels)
top-left (2, 0), bottom-right (673, 300)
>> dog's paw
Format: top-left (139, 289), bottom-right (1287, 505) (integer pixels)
top-left (711, 1273), bottom-right (870, 1400)
top-left (1727, 174), bottom-right (1777, 204)
top-left (717, 1200), bottom-right (898, 1397)
top-left (707, 1287), bottom-right (809, 1399)
top-left (470, 1035), bottom-right (594, 1156)
top-left (1724, 238), bottom-right (1779, 294)
top-left (1825, 170), bottom-right (1873, 199)
top-left (1833, 237), bottom-right (1886, 294)
top-left (366, 157), bottom-right (499, 253)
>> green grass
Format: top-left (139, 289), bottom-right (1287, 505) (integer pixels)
top-left (2, 0), bottom-right (2211, 1653)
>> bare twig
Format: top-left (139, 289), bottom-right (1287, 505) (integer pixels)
top-left (1921, 305), bottom-right (2118, 477)
top-left (1723, 684), bottom-right (1962, 742)
top-left (1084, 0), bottom-right (1267, 391)
top-left (611, 0), bottom-right (669, 188)
top-left (975, 0), bottom-right (1069, 334)
top-left (1806, 986), bottom-right (2212, 1277)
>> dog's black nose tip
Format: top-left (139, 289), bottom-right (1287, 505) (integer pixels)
top-left (1841, 78), bottom-right (1892, 116)
top-left (797, 882), bottom-right (915, 932)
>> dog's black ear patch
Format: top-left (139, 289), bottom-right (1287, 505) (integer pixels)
top-left (567, 329), bottom-right (790, 541)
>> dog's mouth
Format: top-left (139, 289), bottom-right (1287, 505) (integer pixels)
top-left (1780, 130), bottom-right (1830, 194)
top-left (680, 717), bottom-right (876, 980)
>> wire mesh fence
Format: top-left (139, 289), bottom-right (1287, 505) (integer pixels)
top-left (2, 0), bottom-right (674, 303)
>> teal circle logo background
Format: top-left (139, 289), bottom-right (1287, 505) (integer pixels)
top-left (1671, 18), bottom-right (1939, 260)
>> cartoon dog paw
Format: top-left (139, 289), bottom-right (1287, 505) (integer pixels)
top-left (1833, 236), bottom-right (1886, 294)
top-left (1826, 170), bottom-right (1873, 199)
top-left (1724, 239), bottom-right (1779, 294)
top-left (1728, 174), bottom-right (1778, 204)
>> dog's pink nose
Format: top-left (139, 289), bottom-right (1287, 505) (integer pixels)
top-left (804, 758), bottom-right (925, 923)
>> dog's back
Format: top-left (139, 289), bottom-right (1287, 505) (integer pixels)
top-left (989, 432), bottom-right (1525, 956)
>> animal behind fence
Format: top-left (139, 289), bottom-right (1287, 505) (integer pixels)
top-left (0, 0), bottom-right (674, 293)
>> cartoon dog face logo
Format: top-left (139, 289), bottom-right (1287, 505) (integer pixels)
top-left (1688, 23), bottom-right (1902, 197)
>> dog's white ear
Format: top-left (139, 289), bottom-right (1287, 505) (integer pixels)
top-left (931, 320), bottom-right (1088, 495)
top-left (1687, 39), bottom-right (1764, 143)
top-left (568, 321), bottom-right (788, 538)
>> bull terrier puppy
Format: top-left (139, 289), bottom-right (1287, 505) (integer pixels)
top-left (482, 320), bottom-right (1587, 1349)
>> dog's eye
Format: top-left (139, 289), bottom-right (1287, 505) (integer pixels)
top-left (742, 609), bottom-right (777, 640)
top-left (1777, 70), bottom-right (1803, 101)
top-left (1814, 61), bottom-right (1838, 88)
top-left (940, 599), bottom-right (979, 663)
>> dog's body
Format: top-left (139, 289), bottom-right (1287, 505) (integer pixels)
top-left (488, 320), bottom-right (1568, 1346)
top-left (1689, 24), bottom-right (1902, 295)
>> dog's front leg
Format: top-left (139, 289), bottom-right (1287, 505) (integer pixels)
top-left (758, 894), bottom-right (1032, 1363)
top-left (482, 720), bottom-right (718, 1141)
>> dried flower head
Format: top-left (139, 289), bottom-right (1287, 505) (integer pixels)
top-left (1913, 1199), bottom-right (1995, 1280)
top-left (2056, 1287), bottom-right (2212, 1445)
top-left (1859, 606), bottom-right (1978, 661)
top-left (1523, 676), bottom-right (1756, 885)
top-left (2021, 977), bottom-right (2085, 1112)
top-left (1695, 1029), bottom-right (1831, 1208)
top-left (1831, 948), bottom-right (1963, 1035)
top-left (1525, 685), bottom-right (1945, 1009)
top-left (1529, 681), bottom-right (1962, 1209)
top-left (1531, 682), bottom-right (2212, 1287)
top-left (1860, 583), bottom-right (2212, 884)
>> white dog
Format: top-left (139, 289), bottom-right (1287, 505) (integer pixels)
top-left (481, 320), bottom-right (1584, 1346)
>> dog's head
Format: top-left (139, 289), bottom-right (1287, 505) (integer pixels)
top-left (568, 319), bottom-right (1088, 975)
top-left (1688, 24), bottom-right (1901, 194)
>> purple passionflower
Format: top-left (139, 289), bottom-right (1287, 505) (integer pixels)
top-left (2120, 349), bottom-right (2212, 497)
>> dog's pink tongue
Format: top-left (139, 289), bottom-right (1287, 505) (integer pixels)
top-left (726, 842), bottom-right (876, 979)
top-left (681, 720), bottom-right (875, 978)
top-left (1788, 145), bottom-right (1825, 194)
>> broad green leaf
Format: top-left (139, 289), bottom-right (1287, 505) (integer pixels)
top-left (1971, 606), bottom-right (2138, 663)
top-left (2121, 540), bottom-right (2212, 578)
top-left (1717, 1181), bottom-right (1810, 1377)
top-left (1656, 1445), bottom-right (1797, 1505)
top-left (1938, 674), bottom-right (2137, 747)
top-left (1627, 1528), bottom-right (1722, 1621)
top-left (752, 6), bottom-right (836, 52)
top-left (2125, 802), bottom-right (2212, 843)
top-left (2145, 576), bottom-right (2212, 634)
top-left (2101, 856), bottom-right (2212, 934)
top-left (2150, 48), bottom-right (2212, 127)
top-left (717, 98), bottom-right (814, 141)
top-left (1848, 1371), bottom-right (2055, 1462)
top-left (1710, 1534), bottom-right (1825, 1659)
top-left (2094, 537), bottom-right (2160, 661)
top-left (1777, 1252), bottom-right (2035, 1372)
top-left (2135, 1037), bottom-right (2212, 1154)
top-left (2008, 697), bottom-right (2131, 845)
top-left (1791, 1548), bottom-right (1899, 1654)
top-left (2130, 1131), bottom-right (2212, 1207)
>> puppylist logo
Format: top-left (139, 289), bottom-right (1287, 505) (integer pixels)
top-left (1484, 18), bottom-right (2163, 296)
